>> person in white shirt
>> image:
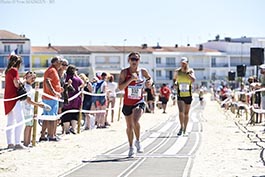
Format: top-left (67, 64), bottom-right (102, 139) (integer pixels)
top-left (22, 71), bottom-right (44, 147)
top-left (105, 75), bottom-right (118, 123)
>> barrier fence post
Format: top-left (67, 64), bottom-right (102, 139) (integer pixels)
top-left (117, 92), bottom-right (123, 121)
top-left (77, 89), bottom-right (84, 134)
top-left (32, 82), bottom-right (39, 146)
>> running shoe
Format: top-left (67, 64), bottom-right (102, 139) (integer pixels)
top-left (183, 129), bottom-right (188, 137)
top-left (134, 140), bottom-right (144, 153)
top-left (39, 137), bottom-right (48, 142)
top-left (177, 128), bottom-right (182, 136)
top-left (7, 144), bottom-right (14, 149)
top-left (128, 147), bottom-right (135, 158)
top-left (14, 144), bottom-right (28, 150)
top-left (69, 128), bottom-right (76, 134)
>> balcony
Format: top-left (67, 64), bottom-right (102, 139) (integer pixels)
top-left (95, 62), bottom-right (121, 70)
top-left (156, 63), bottom-right (177, 68)
top-left (211, 63), bottom-right (229, 67)
top-left (230, 63), bottom-right (250, 67)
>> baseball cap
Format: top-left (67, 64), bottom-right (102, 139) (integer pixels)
top-left (61, 58), bottom-right (69, 65)
top-left (181, 57), bottom-right (189, 64)
top-left (259, 64), bottom-right (265, 70)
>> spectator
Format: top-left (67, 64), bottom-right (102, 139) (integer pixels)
top-left (57, 58), bottom-right (68, 134)
top-left (106, 75), bottom-right (118, 123)
top-left (4, 55), bottom-right (25, 149)
top-left (171, 84), bottom-right (177, 106)
top-left (94, 72), bottom-right (108, 128)
top-left (144, 82), bottom-right (156, 113)
top-left (22, 71), bottom-right (44, 147)
top-left (159, 83), bottom-right (171, 113)
top-left (199, 87), bottom-right (204, 106)
top-left (40, 56), bottom-right (63, 142)
top-left (61, 65), bottom-right (83, 134)
top-left (79, 73), bottom-right (93, 130)
top-left (90, 76), bottom-right (99, 121)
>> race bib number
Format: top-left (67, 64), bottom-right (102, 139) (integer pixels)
top-left (128, 85), bottom-right (142, 99)
top-left (179, 83), bottom-right (189, 92)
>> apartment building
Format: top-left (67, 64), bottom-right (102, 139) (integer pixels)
top-left (0, 30), bottom-right (31, 73)
top-left (2, 30), bottom-right (265, 90)
top-left (201, 36), bottom-right (265, 82)
top-left (32, 45), bottom-right (91, 76)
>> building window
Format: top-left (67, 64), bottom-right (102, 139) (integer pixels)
top-left (0, 56), bottom-right (9, 67)
top-left (23, 56), bottom-right (30, 68)
top-left (95, 56), bottom-right (120, 64)
top-left (4, 45), bottom-right (10, 53)
top-left (140, 57), bottom-right (149, 64)
top-left (33, 58), bottom-right (41, 67)
top-left (95, 56), bottom-right (105, 64)
top-left (17, 44), bottom-right (23, 54)
top-left (211, 57), bottom-right (216, 67)
top-left (166, 70), bottom-right (174, 79)
top-left (166, 57), bottom-right (175, 65)
top-left (156, 70), bottom-right (161, 77)
top-left (109, 56), bottom-right (120, 64)
top-left (66, 56), bottom-right (90, 67)
top-left (156, 57), bottom-right (161, 64)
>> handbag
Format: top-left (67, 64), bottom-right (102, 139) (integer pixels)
top-left (17, 83), bottom-right (28, 101)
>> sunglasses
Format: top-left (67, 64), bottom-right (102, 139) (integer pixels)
top-left (62, 63), bottom-right (68, 66)
top-left (25, 71), bottom-right (36, 75)
top-left (130, 57), bottom-right (139, 62)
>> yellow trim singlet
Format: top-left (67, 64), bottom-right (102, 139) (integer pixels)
top-left (176, 70), bottom-right (192, 97)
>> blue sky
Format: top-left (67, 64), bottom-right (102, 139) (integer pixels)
top-left (1, 0), bottom-right (265, 47)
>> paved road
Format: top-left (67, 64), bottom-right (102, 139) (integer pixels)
top-left (62, 100), bottom-right (203, 177)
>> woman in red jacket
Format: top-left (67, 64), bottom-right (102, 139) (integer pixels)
top-left (4, 55), bottom-right (25, 149)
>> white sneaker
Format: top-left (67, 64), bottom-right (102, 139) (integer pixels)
top-left (134, 140), bottom-right (144, 153)
top-left (182, 130), bottom-right (188, 137)
top-left (128, 147), bottom-right (135, 158)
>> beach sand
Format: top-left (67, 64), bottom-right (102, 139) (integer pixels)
top-left (0, 94), bottom-right (264, 177)
top-left (191, 95), bottom-right (265, 177)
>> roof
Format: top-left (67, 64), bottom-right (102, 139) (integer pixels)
top-left (52, 46), bottom-right (90, 54)
top-left (150, 46), bottom-right (218, 53)
top-left (83, 46), bottom-right (154, 53)
top-left (32, 46), bottom-right (90, 54)
top-left (31, 46), bottom-right (58, 54)
top-left (0, 30), bottom-right (30, 40)
top-left (31, 45), bottom-right (219, 54)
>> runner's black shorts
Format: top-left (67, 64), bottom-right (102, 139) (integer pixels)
top-left (160, 97), bottom-right (169, 104)
top-left (177, 96), bottom-right (192, 105)
top-left (122, 102), bottom-right (146, 116)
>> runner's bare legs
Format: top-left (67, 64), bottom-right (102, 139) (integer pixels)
top-left (125, 107), bottom-right (143, 147)
top-left (132, 107), bottom-right (143, 141)
top-left (125, 115), bottom-right (134, 147)
top-left (183, 104), bottom-right (191, 132)
top-left (177, 100), bottom-right (185, 130)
